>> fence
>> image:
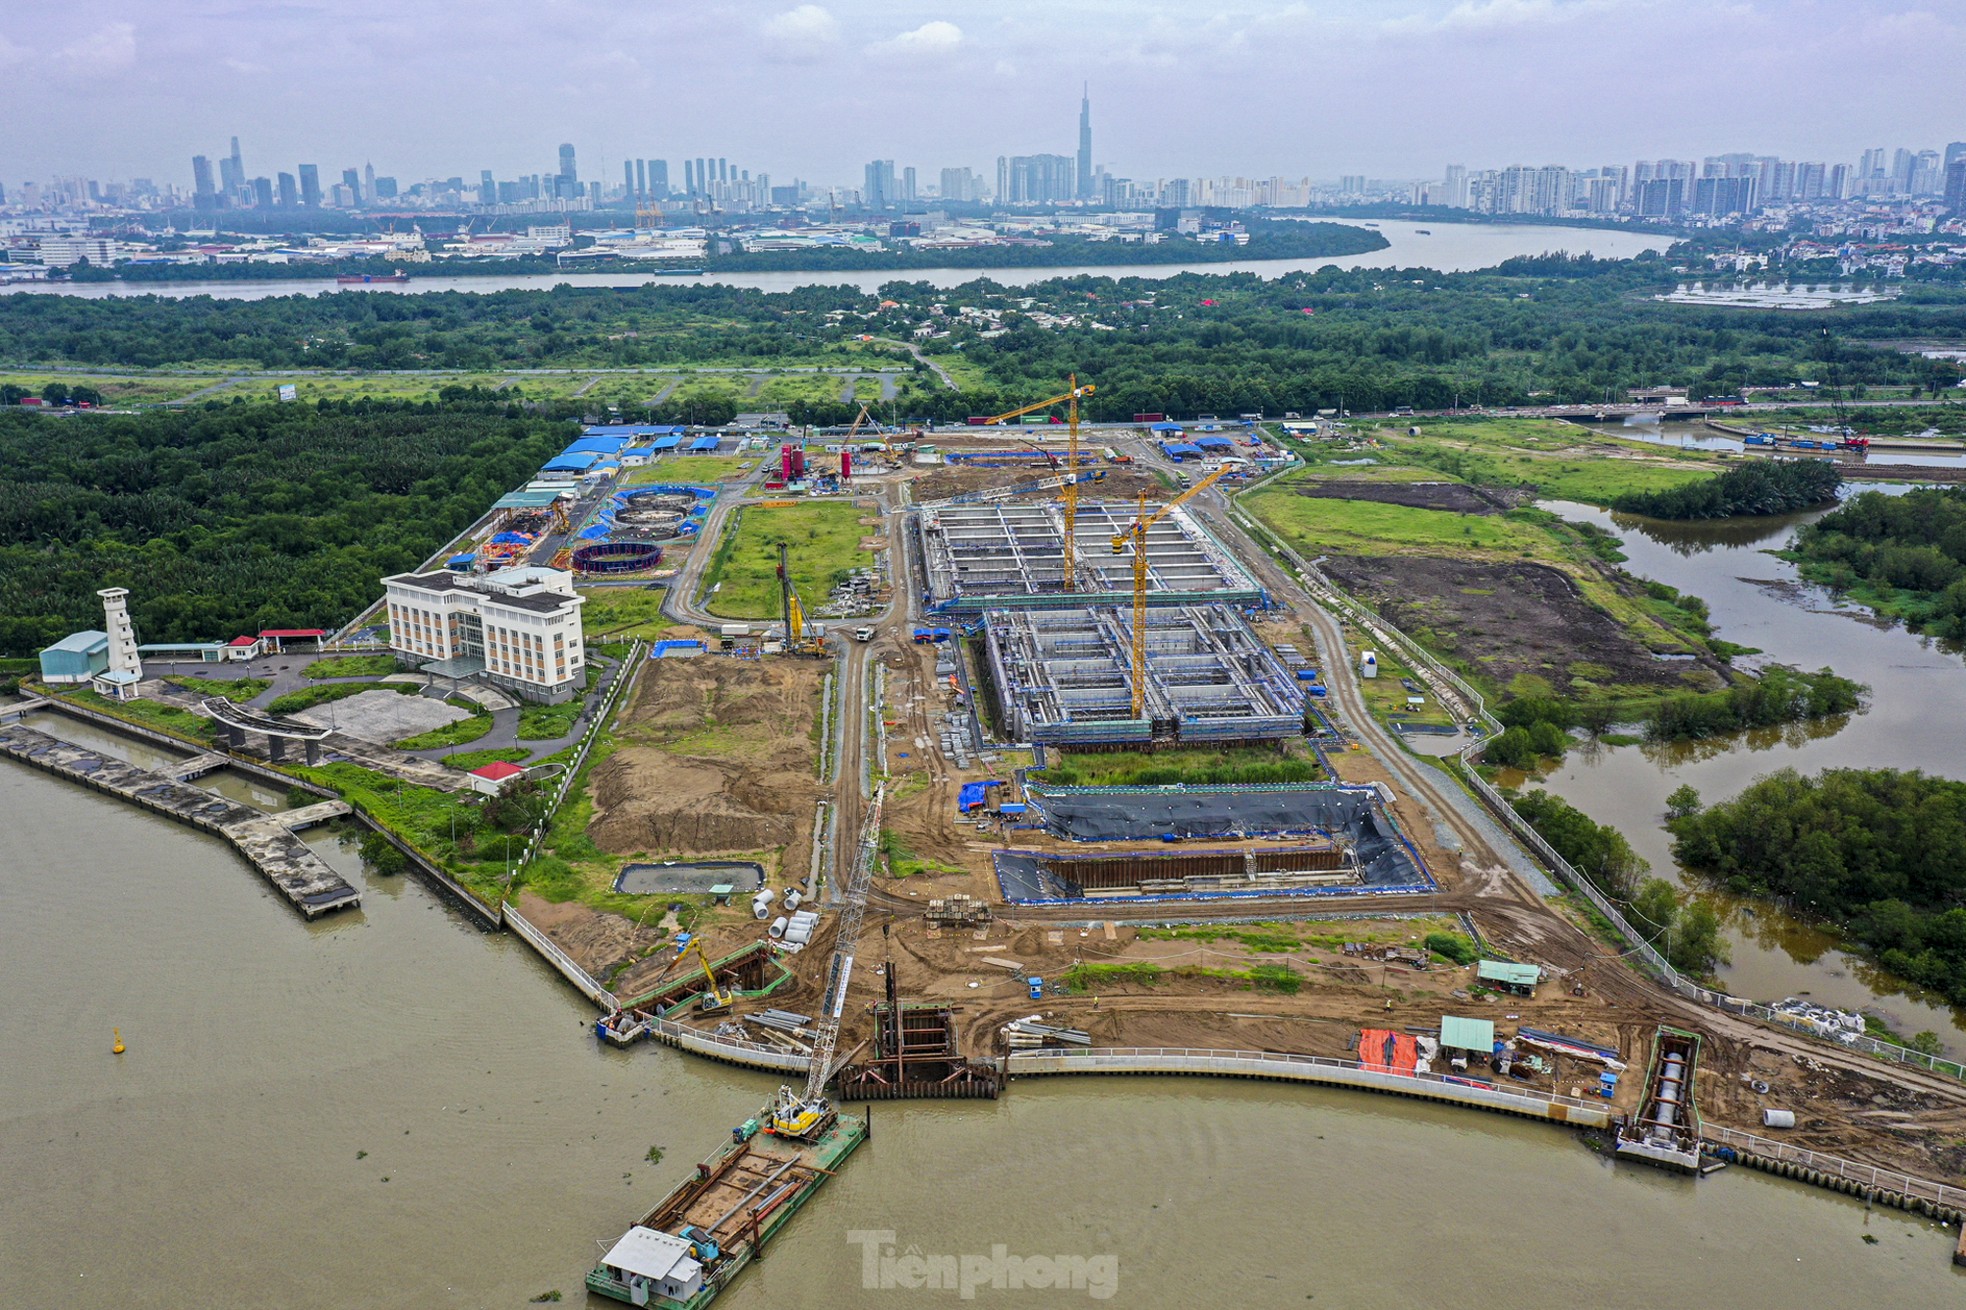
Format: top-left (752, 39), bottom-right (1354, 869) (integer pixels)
top-left (1702, 1123), bottom-right (1966, 1212)
top-left (502, 902), bottom-right (618, 1007)
top-left (643, 1015), bottom-right (812, 1074)
top-left (507, 639), bottom-right (647, 876)
top-left (1228, 487), bottom-right (1966, 1086)
top-left (1006, 1045), bottom-right (1611, 1127)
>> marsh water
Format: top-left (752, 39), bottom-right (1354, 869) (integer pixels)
top-left (1527, 488), bottom-right (1966, 1050)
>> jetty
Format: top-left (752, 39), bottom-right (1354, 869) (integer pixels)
top-left (0, 722), bottom-right (361, 918)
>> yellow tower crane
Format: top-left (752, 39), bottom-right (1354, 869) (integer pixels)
top-left (1109, 463), bottom-right (1233, 718)
top-left (986, 375), bottom-right (1095, 590)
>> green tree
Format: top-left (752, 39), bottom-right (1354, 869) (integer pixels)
top-left (1665, 784), bottom-right (1702, 822)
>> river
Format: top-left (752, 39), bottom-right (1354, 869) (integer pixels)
top-left (3, 736), bottom-right (1962, 1306)
top-left (1527, 484), bottom-right (1966, 1052)
top-left (0, 221), bottom-right (1670, 302)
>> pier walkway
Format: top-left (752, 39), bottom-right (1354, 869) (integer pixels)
top-left (0, 722), bottom-right (361, 919)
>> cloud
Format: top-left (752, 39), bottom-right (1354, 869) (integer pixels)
top-left (764, 4), bottom-right (841, 51)
top-left (63, 21), bottom-right (137, 70)
top-left (867, 19), bottom-right (964, 59)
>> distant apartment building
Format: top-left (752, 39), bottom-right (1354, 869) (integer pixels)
top-left (996, 153), bottom-right (1077, 204)
top-left (381, 567), bottom-right (586, 703)
top-left (37, 234), bottom-right (120, 267)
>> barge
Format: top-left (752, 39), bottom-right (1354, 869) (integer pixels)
top-left (587, 1092), bottom-right (867, 1307)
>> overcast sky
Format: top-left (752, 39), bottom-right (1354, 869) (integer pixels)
top-left (4, 1), bottom-right (1962, 187)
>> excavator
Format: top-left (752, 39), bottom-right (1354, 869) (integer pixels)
top-left (677, 939), bottom-right (733, 1014)
top-left (1109, 463), bottom-right (1233, 718)
top-left (986, 376), bottom-right (1096, 590)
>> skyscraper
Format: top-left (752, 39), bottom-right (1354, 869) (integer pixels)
top-left (191, 155), bottom-right (217, 209)
top-left (634, 158), bottom-right (646, 200)
top-left (298, 164), bottom-right (320, 208)
top-left (558, 143), bottom-right (577, 199)
top-left (277, 172), bottom-right (298, 208)
top-left (864, 159), bottom-right (896, 209)
top-left (1947, 159), bottom-right (1966, 214)
top-left (363, 162), bottom-right (375, 204)
top-left (902, 166), bottom-right (917, 203)
top-left (215, 136), bottom-right (245, 200)
top-left (1077, 84), bottom-right (1093, 199)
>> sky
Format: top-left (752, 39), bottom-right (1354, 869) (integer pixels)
top-left (3, 0), bottom-right (1963, 188)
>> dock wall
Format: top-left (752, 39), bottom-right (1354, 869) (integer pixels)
top-left (1701, 1124), bottom-right (1966, 1226)
top-left (1006, 1045), bottom-right (1613, 1127)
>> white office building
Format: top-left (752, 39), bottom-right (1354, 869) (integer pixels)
top-left (381, 566), bottom-right (586, 703)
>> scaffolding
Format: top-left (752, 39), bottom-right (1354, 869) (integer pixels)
top-left (981, 603), bottom-right (1304, 746)
top-left (916, 500), bottom-right (1262, 614)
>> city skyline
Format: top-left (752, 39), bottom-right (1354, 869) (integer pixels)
top-left (2, 2), bottom-right (1963, 184)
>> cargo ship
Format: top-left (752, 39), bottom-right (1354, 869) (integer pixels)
top-left (587, 1089), bottom-right (867, 1308)
top-left (336, 271), bottom-right (410, 285)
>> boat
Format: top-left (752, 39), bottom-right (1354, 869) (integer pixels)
top-left (586, 1091), bottom-right (867, 1308)
top-left (1415, 229), bottom-right (1432, 235)
top-left (336, 272), bottom-right (410, 285)
top-left (650, 268), bottom-right (706, 277)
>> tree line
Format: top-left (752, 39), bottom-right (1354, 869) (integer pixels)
top-left (1612, 458), bottom-right (1843, 520)
top-left (0, 401), bottom-right (575, 656)
top-left (1671, 768), bottom-right (1966, 1006)
top-left (1791, 486), bottom-right (1966, 643)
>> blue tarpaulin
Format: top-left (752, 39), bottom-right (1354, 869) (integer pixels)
top-left (957, 780), bottom-right (1005, 812)
top-left (490, 531), bottom-right (532, 544)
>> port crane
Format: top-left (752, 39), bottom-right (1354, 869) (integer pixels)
top-left (1109, 463), bottom-right (1232, 718)
top-left (986, 376), bottom-right (1096, 590)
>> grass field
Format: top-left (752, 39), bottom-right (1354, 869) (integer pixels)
top-left (302, 654), bottom-right (399, 679)
top-left (624, 455), bottom-right (752, 485)
top-left (0, 371), bottom-right (215, 404)
top-left (702, 502), bottom-right (877, 619)
top-left (578, 587), bottom-right (675, 640)
top-left (1243, 485), bottom-right (1565, 562)
top-left (1381, 418), bottom-right (1719, 506)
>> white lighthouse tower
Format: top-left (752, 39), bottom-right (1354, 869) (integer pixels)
top-left (98, 587), bottom-right (143, 692)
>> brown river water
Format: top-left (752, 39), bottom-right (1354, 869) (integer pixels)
top-left (4, 712), bottom-right (1964, 1305)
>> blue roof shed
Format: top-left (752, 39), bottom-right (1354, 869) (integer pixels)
top-left (40, 630), bottom-right (110, 683)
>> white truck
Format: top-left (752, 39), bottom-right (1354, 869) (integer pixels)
top-left (854, 626), bottom-right (876, 643)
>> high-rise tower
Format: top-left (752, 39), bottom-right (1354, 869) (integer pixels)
top-left (1077, 84), bottom-right (1093, 199)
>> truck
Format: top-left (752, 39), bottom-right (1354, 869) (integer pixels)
top-left (854, 626), bottom-right (876, 643)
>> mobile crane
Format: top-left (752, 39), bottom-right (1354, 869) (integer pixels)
top-left (986, 376), bottom-right (1095, 590)
top-left (1109, 463), bottom-right (1232, 718)
top-left (775, 542), bottom-right (826, 656)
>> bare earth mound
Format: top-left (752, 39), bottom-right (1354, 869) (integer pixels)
top-left (587, 658), bottom-right (825, 871)
top-left (1322, 555), bottom-right (1728, 694)
top-left (1294, 480), bottom-right (1531, 516)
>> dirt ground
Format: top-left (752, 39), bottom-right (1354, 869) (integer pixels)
top-left (1322, 555), bottom-right (1730, 696)
top-left (1292, 479), bottom-right (1533, 516)
top-left (588, 657), bottom-right (828, 874)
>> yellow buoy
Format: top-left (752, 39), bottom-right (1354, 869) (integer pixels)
top-left (112, 1028), bottom-right (125, 1055)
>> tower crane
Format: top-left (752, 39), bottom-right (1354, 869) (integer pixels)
top-left (986, 376), bottom-right (1095, 590)
top-left (1109, 464), bottom-right (1233, 718)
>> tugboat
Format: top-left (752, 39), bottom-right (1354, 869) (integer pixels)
top-left (337, 270), bottom-right (410, 285)
top-left (586, 1089), bottom-right (867, 1308)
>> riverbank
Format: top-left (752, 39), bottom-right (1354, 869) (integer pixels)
top-left (6, 759), bottom-right (1965, 1308)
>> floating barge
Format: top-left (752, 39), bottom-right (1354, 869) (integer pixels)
top-left (1615, 1025), bottom-right (1703, 1174)
top-left (587, 1099), bottom-right (867, 1308)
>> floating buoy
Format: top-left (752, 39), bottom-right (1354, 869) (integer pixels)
top-left (112, 1028), bottom-right (125, 1055)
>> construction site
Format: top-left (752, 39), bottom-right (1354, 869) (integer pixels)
top-left (915, 500), bottom-right (1263, 613)
top-left (980, 603), bottom-right (1305, 746)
